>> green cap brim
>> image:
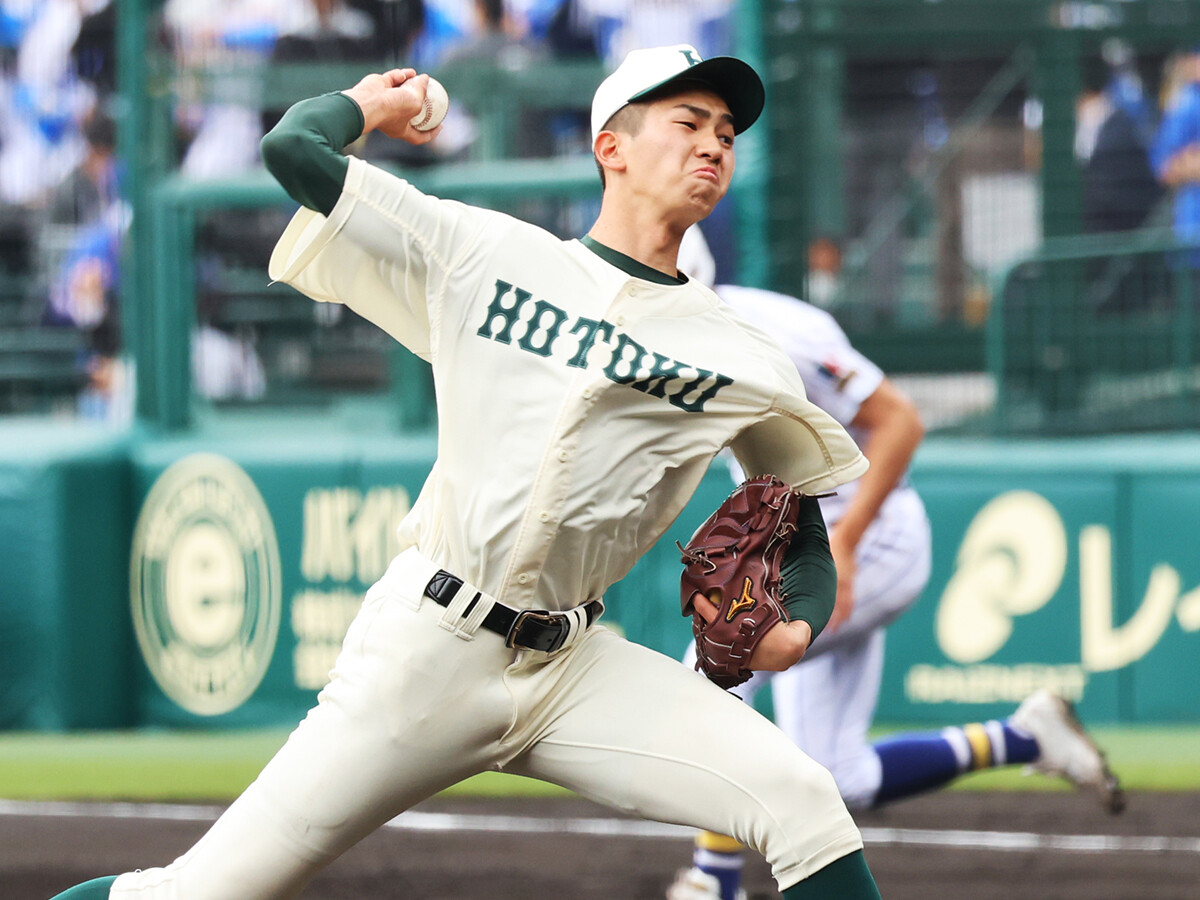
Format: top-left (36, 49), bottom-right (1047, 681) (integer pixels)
top-left (628, 56), bottom-right (765, 134)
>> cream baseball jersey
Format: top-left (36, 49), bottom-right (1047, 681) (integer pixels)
top-left (714, 284), bottom-right (886, 524)
top-left (270, 157), bottom-right (867, 614)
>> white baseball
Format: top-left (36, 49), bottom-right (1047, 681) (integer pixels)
top-left (410, 77), bottom-right (448, 132)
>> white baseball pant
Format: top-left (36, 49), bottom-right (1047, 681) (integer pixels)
top-left (112, 547), bottom-right (862, 898)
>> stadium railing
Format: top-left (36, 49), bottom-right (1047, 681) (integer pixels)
top-left (989, 227), bottom-right (1200, 434)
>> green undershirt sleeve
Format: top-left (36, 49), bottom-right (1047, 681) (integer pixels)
top-left (779, 494), bottom-right (837, 640)
top-left (260, 91), bottom-right (364, 216)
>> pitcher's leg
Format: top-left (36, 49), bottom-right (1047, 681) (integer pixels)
top-left (112, 581), bottom-right (514, 899)
top-left (510, 629), bottom-right (865, 892)
top-left (677, 642), bottom-right (775, 899)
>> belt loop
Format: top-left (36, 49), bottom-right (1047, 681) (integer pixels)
top-left (437, 579), bottom-right (492, 640)
top-left (559, 604), bottom-right (590, 652)
top-left (460, 589), bottom-right (495, 635)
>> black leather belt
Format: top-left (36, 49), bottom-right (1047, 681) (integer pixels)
top-left (424, 569), bottom-right (600, 653)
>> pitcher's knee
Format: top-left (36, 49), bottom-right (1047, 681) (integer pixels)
top-left (736, 755), bottom-right (861, 886)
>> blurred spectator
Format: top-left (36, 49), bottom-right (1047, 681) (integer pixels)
top-left (0, 0), bottom-right (109, 206)
top-left (261, 0), bottom-right (378, 133)
top-left (412, 0), bottom-right (473, 68)
top-left (189, 222), bottom-right (270, 403)
top-left (164, 0), bottom-right (303, 178)
top-left (193, 323), bottom-right (267, 402)
top-left (1076, 55), bottom-right (1162, 235)
top-left (1077, 56), bottom-right (1165, 315)
top-left (44, 212), bottom-right (126, 420)
top-left (574, 0), bottom-right (732, 68)
top-left (542, 0), bottom-right (600, 59)
top-left (360, 0), bottom-right (427, 64)
top-left (807, 235), bottom-right (844, 310)
top-left (72, 0), bottom-right (117, 97)
top-left (436, 0), bottom-right (544, 157)
top-left (1101, 38), bottom-right (1156, 151)
top-left (75, 348), bottom-right (132, 422)
top-left (38, 105), bottom-right (129, 420)
top-left (41, 108), bottom-right (126, 328)
top-left (45, 107), bottom-right (120, 226)
top-left (272, 0), bottom-right (376, 62)
top-left (1152, 47), bottom-right (1200, 272)
top-left (43, 217), bottom-right (119, 331)
top-left (417, 0), bottom-right (580, 69)
top-left (443, 0), bottom-right (534, 68)
top-left (0, 1), bottom-right (34, 54)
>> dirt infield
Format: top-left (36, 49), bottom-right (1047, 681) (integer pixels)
top-left (6, 791), bottom-right (1199, 899)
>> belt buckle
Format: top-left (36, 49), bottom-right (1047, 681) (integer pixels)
top-left (506, 609), bottom-right (566, 653)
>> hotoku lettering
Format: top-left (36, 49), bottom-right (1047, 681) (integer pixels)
top-left (476, 279), bottom-right (733, 413)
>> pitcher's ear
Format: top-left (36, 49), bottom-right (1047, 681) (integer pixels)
top-left (593, 130), bottom-right (627, 177)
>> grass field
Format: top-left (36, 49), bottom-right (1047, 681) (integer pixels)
top-left (2, 725), bottom-right (1199, 802)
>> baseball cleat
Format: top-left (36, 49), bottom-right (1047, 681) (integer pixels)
top-left (1010, 689), bottom-right (1126, 813)
top-left (665, 867), bottom-right (747, 900)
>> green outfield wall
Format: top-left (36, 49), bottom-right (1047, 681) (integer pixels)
top-left (884, 436), bottom-right (1200, 726)
top-left (3, 422), bottom-right (1200, 730)
top-left (0, 423), bottom-right (134, 730)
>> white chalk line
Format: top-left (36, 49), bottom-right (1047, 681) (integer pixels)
top-left (2, 799), bottom-right (1198, 856)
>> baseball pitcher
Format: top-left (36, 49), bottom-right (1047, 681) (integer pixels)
top-left (50, 46), bottom-right (884, 900)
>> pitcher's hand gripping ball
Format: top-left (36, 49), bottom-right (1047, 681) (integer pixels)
top-left (678, 475), bottom-right (801, 689)
top-left (411, 77), bottom-right (448, 132)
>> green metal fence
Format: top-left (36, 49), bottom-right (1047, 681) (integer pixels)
top-left (144, 157), bottom-right (602, 430)
top-left (759, 0), bottom-right (1200, 377)
top-left (10, 0), bottom-right (1200, 435)
top-left (110, 0), bottom-right (1200, 436)
top-left (989, 228), bottom-right (1200, 433)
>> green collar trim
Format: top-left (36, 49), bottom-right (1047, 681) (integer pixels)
top-left (579, 235), bottom-right (688, 286)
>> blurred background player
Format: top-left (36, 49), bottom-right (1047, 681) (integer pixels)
top-left (666, 227), bottom-right (1125, 900)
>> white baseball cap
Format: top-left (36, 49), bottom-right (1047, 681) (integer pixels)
top-left (590, 44), bottom-right (765, 143)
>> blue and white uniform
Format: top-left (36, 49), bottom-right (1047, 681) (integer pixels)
top-left (706, 285), bottom-right (931, 810)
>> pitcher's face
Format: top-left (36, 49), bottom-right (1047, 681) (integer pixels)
top-left (624, 88), bottom-right (736, 221)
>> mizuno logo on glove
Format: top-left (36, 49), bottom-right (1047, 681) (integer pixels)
top-left (725, 577), bottom-right (758, 621)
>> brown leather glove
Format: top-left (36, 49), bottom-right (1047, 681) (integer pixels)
top-left (678, 474), bottom-right (802, 689)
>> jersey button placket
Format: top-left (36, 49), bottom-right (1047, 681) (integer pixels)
top-left (610, 279), bottom-right (645, 332)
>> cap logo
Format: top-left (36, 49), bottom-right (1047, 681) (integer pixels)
top-left (680, 48), bottom-right (702, 67)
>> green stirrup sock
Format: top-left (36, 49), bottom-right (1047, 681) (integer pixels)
top-left (782, 851), bottom-right (882, 899)
top-left (49, 875), bottom-right (118, 899)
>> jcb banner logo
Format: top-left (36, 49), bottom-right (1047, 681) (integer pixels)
top-left (936, 491), bottom-right (1068, 665)
top-left (908, 489), bottom-right (1200, 704)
